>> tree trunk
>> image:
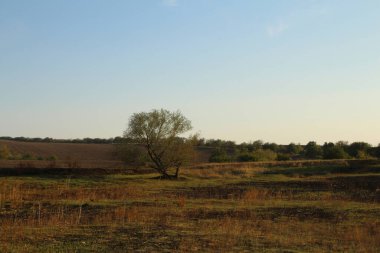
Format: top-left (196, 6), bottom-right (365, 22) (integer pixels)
top-left (155, 168), bottom-right (179, 180)
top-left (174, 166), bottom-right (180, 179)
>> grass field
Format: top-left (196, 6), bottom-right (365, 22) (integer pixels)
top-left (1, 162), bottom-right (379, 252)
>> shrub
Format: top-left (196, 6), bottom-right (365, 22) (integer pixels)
top-left (9, 152), bottom-right (22, 160)
top-left (237, 153), bottom-right (255, 162)
top-left (209, 148), bottom-right (233, 163)
top-left (251, 149), bottom-right (277, 161)
top-left (286, 143), bottom-right (303, 155)
top-left (348, 142), bottom-right (371, 158)
top-left (356, 150), bottom-right (373, 159)
top-left (262, 142), bottom-right (279, 152)
top-left (47, 155), bottom-right (58, 161)
top-left (277, 153), bottom-right (291, 161)
top-left (22, 153), bottom-right (34, 160)
top-left (304, 141), bottom-right (323, 159)
top-left (322, 143), bottom-right (349, 159)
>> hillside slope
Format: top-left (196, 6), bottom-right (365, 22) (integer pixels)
top-left (0, 140), bottom-right (213, 163)
top-left (0, 140), bottom-right (118, 161)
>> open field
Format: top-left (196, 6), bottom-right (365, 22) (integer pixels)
top-left (1, 161), bottom-right (379, 252)
top-left (0, 140), bottom-right (212, 164)
top-left (0, 140), bottom-right (118, 161)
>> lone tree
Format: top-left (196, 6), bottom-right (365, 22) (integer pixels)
top-left (122, 109), bottom-right (196, 179)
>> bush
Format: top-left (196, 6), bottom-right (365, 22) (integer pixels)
top-left (251, 149), bottom-right (277, 161)
top-left (348, 142), bottom-right (371, 158)
top-left (209, 148), bottom-right (232, 163)
top-left (117, 144), bottom-right (148, 167)
top-left (376, 145), bottom-right (380, 159)
top-left (9, 153), bottom-right (22, 160)
top-left (356, 150), bottom-right (373, 159)
top-left (304, 141), bottom-right (323, 159)
top-left (237, 153), bottom-right (255, 162)
top-left (286, 143), bottom-right (303, 155)
top-left (47, 155), bottom-right (58, 161)
top-left (322, 143), bottom-right (349, 159)
top-left (277, 153), bottom-right (291, 161)
top-left (22, 153), bottom-right (34, 160)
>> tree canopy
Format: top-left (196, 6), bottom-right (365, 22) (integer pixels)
top-left (123, 109), bottom-right (195, 179)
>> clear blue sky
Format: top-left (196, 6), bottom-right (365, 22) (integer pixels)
top-left (1, 0), bottom-right (379, 145)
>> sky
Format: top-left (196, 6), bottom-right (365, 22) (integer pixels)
top-left (1, 0), bottom-right (380, 145)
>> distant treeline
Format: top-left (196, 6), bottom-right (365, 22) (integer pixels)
top-left (197, 139), bottom-right (380, 162)
top-left (1, 136), bottom-right (379, 162)
top-left (0, 136), bottom-right (123, 144)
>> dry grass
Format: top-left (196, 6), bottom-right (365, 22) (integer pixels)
top-left (1, 163), bottom-right (379, 252)
top-left (192, 159), bottom-right (353, 170)
top-left (182, 166), bottom-right (267, 179)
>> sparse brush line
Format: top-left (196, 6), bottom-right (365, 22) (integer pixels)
top-left (187, 159), bottom-right (380, 170)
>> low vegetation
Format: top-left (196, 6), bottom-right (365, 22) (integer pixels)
top-left (207, 140), bottom-right (380, 162)
top-left (1, 161), bottom-right (379, 252)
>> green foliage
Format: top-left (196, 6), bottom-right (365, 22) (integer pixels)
top-left (209, 148), bottom-right (233, 162)
top-left (277, 153), bottom-right (291, 161)
top-left (356, 150), bottom-right (372, 159)
top-left (47, 155), bottom-right (58, 161)
top-left (348, 142), bottom-right (372, 158)
top-left (262, 142), bottom-right (279, 152)
top-left (304, 141), bottom-right (323, 159)
top-left (251, 149), bottom-right (277, 161)
top-left (251, 140), bottom-right (264, 151)
top-left (123, 109), bottom-right (194, 178)
top-left (118, 143), bottom-right (148, 167)
top-left (286, 143), bottom-right (303, 155)
top-left (322, 142), bottom-right (349, 159)
top-left (237, 152), bottom-right (254, 162)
